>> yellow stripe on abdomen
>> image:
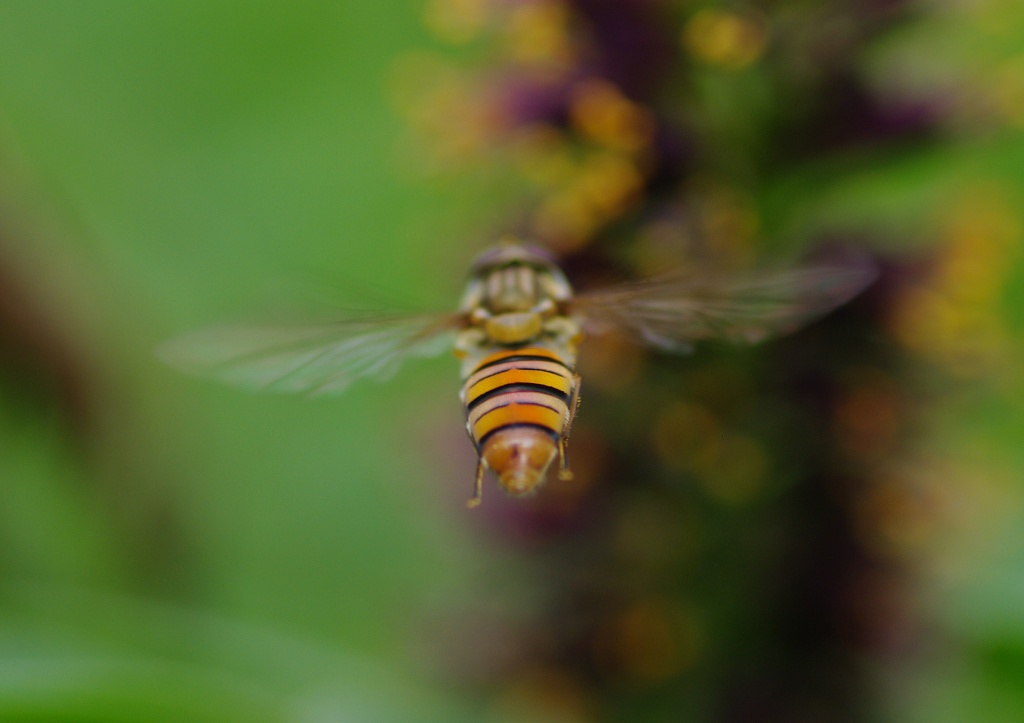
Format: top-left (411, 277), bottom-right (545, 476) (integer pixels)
top-left (465, 368), bottom-right (571, 405)
top-left (467, 390), bottom-right (569, 429)
top-left (471, 403), bottom-right (566, 442)
top-left (464, 359), bottom-right (569, 391)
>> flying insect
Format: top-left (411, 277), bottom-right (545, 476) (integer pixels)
top-left (159, 239), bottom-right (874, 507)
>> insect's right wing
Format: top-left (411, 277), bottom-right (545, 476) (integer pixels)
top-left (569, 261), bottom-right (877, 353)
top-left (157, 311), bottom-right (465, 395)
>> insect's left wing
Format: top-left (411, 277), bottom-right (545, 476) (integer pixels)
top-left (570, 261), bottom-right (876, 353)
top-left (158, 311), bottom-right (464, 395)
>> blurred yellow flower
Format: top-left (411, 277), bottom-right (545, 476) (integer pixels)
top-left (683, 9), bottom-right (768, 70)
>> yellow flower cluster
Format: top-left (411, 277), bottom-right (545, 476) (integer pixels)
top-left (396, 0), bottom-right (658, 250)
top-left (523, 86), bottom-right (651, 250)
top-left (890, 182), bottom-right (1020, 378)
top-left (683, 8), bottom-right (768, 70)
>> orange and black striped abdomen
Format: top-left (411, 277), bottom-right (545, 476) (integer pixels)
top-left (461, 348), bottom-right (575, 450)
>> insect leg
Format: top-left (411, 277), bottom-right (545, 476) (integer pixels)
top-left (558, 374), bottom-right (582, 481)
top-left (467, 457), bottom-right (485, 509)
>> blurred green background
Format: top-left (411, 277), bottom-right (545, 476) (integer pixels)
top-left (0, 1), bottom-right (1023, 721)
top-left (0, 2), bottom-right (485, 721)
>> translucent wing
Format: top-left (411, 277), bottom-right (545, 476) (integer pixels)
top-left (570, 262), bottom-right (876, 353)
top-left (158, 311), bottom-right (463, 395)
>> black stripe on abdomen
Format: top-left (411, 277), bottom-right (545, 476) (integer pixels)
top-left (467, 382), bottom-right (570, 412)
top-left (478, 422), bottom-right (561, 449)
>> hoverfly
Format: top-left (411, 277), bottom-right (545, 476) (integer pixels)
top-left (159, 238), bottom-right (875, 507)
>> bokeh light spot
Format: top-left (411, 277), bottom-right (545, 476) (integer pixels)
top-left (423, 0), bottom-right (491, 45)
top-left (502, 0), bottom-right (575, 73)
top-left (697, 433), bottom-right (768, 505)
top-left (835, 373), bottom-right (904, 460)
top-left (489, 666), bottom-right (594, 723)
top-left (568, 79), bottom-right (655, 154)
top-left (653, 401), bottom-right (722, 473)
top-left (683, 9), bottom-right (768, 70)
top-left (593, 598), bottom-right (701, 686)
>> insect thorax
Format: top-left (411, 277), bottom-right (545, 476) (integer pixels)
top-left (455, 243), bottom-right (581, 375)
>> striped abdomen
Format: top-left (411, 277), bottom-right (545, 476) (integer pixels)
top-left (461, 347), bottom-right (576, 496)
